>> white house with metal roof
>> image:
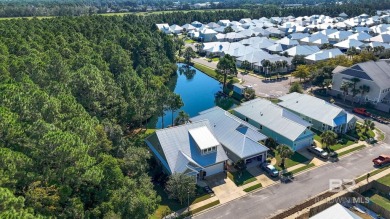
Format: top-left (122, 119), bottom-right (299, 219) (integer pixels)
top-left (278, 93), bottom-right (357, 133)
top-left (145, 120), bottom-right (229, 180)
top-left (233, 99), bottom-right (314, 151)
top-left (331, 60), bottom-right (390, 112)
top-left (191, 107), bottom-right (269, 164)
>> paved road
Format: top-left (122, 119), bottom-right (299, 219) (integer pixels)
top-left (192, 57), bottom-right (299, 98)
top-left (195, 142), bottom-right (390, 219)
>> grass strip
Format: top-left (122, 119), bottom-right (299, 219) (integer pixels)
top-left (338, 145), bottom-right (365, 157)
top-left (191, 200), bottom-right (220, 215)
top-left (282, 163), bottom-right (315, 176)
top-left (243, 183), bottom-right (262, 192)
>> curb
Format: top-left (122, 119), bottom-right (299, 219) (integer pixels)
top-left (190, 143), bottom-right (380, 218)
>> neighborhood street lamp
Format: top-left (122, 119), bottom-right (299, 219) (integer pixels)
top-left (187, 189), bottom-right (190, 213)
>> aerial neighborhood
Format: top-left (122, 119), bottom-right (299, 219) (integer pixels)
top-left (2, 0), bottom-right (390, 218)
top-left (149, 9), bottom-right (390, 219)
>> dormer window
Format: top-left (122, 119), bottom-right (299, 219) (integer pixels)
top-left (188, 126), bottom-right (219, 155)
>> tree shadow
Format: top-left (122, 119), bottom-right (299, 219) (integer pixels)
top-left (179, 65), bottom-right (196, 80)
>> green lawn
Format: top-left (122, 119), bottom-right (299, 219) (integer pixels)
top-left (314, 134), bottom-right (355, 151)
top-left (338, 145), bottom-right (365, 157)
top-left (377, 173), bottom-right (390, 186)
top-left (151, 184), bottom-right (211, 219)
top-left (227, 170), bottom-right (256, 186)
top-left (243, 183), bottom-right (262, 192)
top-left (376, 128), bottom-right (385, 141)
top-left (269, 150), bottom-right (309, 170)
top-left (193, 63), bottom-right (218, 79)
top-left (362, 189), bottom-right (390, 210)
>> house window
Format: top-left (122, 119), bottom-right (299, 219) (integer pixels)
top-left (245, 117), bottom-right (249, 122)
top-left (259, 125), bottom-right (263, 130)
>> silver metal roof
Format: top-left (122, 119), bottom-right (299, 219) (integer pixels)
top-left (233, 99), bottom-right (313, 141)
top-left (145, 120), bottom-right (228, 174)
top-left (278, 93), bottom-right (348, 127)
top-left (191, 107), bottom-right (268, 159)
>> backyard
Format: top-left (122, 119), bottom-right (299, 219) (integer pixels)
top-left (361, 189), bottom-right (390, 210)
top-left (377, 173), bottom-right (390, 186)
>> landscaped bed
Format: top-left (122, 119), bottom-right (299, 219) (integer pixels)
top-left (269, 150), bottom-right (309, 170)
top-left (227, 170), bottom-right (256, 186)
top-left (314, 134), bottom-right (355, 151)
top-left (151, 184), bottom-right (212, 219)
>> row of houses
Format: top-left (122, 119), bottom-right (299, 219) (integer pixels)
top-left (145, 93), bottom-right (357, 180)
top-left (157, 13), bottom-right (390, 74)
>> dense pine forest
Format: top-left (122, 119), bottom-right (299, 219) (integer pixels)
top-left (0, 15), bottom-right (179, 218)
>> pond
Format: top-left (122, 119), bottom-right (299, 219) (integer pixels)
top-left (151, 63), bottom-right (235, 128)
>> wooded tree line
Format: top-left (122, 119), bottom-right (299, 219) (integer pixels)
top-left (1, 0), bottom-right (390, 18)
top-left (0, 15), bottom-right (180, 218)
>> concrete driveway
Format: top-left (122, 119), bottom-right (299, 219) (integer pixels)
top-left (205, 173), bottom-right (246, 204)
top-left (246, 166), bottom-right (279, 188)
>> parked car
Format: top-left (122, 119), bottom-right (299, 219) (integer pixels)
top-left (261, 163), bottom-right (279, 177)
top-left (373, 155), bottom-right (390, 166)
top-left (307, 146), bottom-right (329, 159)
top-left (353, 108), bottom-right (371, 117)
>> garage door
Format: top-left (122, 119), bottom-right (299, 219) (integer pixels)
top-left (294, 138), bottom-right (313, 151)
top-left (203, 163), bottom-right (224, 177)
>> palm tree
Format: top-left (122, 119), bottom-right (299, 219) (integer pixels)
top-left (340, 82), bottom-right (351, 102)
top-left (359, 85), bottom-right (370, 104)
top-left (363, 119), bottom-right (375, 136)
top-left (275, 61), bottom-right (282, 79)
top-left (323, 79), bottom-right (332, 91)
top-left (241, 60), bottom-right (251, 74)
top-left (320, 131), bottom-right (337, 152)
top-left (174, 110), bottom-right (190, 126)
top-left (281, 60), bottom-right (288, 72)
top-left (350, 77), bottom-right (361, 104)
top-left (262, 59), bottom-right (271, 79)
top-left (168, 94), bottom-right (183, 126)
top-left (216, 54), bottom-right (237, 92)
top-left (276, 144), bottom-right (293, 169)
top-left (269, 62), bottom-right (277, 80)
top-left (195, 43), bottom-right (203, 53)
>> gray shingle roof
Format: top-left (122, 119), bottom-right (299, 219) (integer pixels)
top-left (191, 107), bottom-right (268, 159)
top-left (233, 99), bottom-right (313, 141)
top-left (145, 120), bottom-right (228, 174)
top-left (278, 93), bottom-right (348, 127)
top-left (350, 60), bottom-right (390, 89)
